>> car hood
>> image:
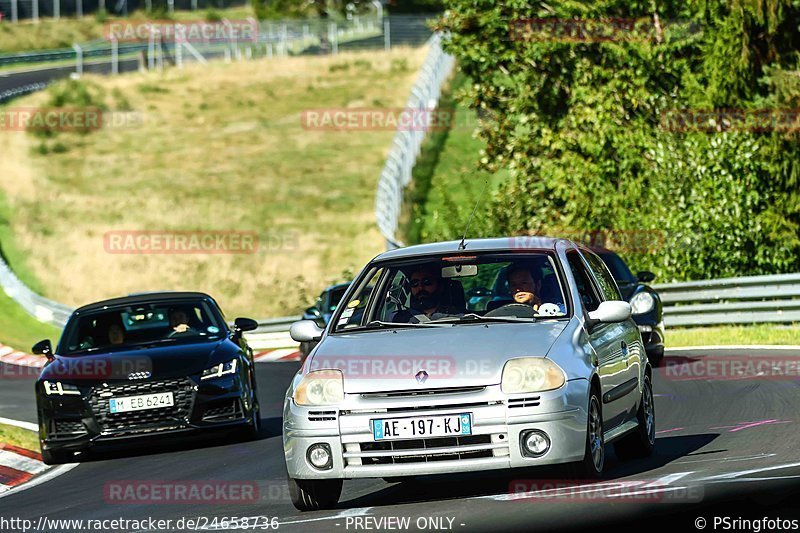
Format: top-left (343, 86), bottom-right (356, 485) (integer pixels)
top-left (40, 339), bottom-right (236, 382)
top-left (309, 321), bottom-right (569, 393)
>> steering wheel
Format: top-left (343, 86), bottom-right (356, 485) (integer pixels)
top-left (484, 303), bottom-right (535, 319)
top-left (167, 328), bottom-right (196, 338)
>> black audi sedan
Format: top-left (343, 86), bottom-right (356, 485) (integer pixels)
top-left (33, 292), bottom-right (260, 464)
top-left (591, 248), bottom-right (665, 365)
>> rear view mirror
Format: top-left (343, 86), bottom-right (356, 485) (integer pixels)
top-left (290, 320), bottom-right (324, 343)
top-left (442, 265), bottom-right (478, 278)
top-left (234, 317), bottom-right (259, 332)
top-left (587, 301), bottom-right (632, 326)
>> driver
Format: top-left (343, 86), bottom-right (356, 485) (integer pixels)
top-left (394, 264), bottom-right (464, 322)
top-left (168, 308), bottom-right (193, 334)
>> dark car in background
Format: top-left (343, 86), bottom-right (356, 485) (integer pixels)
top-left (591, 248), bottom-right (665, 365)
top-left (33, 292), bottom-right (261, 464)
top-left (299, 283), bottom-right (350, 359)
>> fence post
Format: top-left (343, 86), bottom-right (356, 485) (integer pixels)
top-left (76, 0), bottom-right (82, 18)
top-left (11, 0), bottom-right (17, 23)
top-left (53, 0), bottom-right (59, 20)
top-left (148, 30), bottom-right (155, 70)
top-left (73, 44), bottom-right (83, 77)
top-left (167, 0), bottom-right (173, 15)
top-left (111, 36), bottom-right (118, 74)
top-left (191, 0), bottom-right (196, 10)
top-left (32, 0), bottom-right (38, 22)
top-left (329, 22), bottom-right (338, 55)
top-left (384, 19), bottom-right (390, 51)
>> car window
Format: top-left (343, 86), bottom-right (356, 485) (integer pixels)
top-left (567, 251), bottom-right (602, 312)
top-left (583, 251), bottom-right (623, 301)
top-left (335, 269), bottom-right (383, 329)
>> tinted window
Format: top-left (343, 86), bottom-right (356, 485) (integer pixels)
top-left (567, 252), bottom-right (601, 312)
top-left (597, 251), bottom-right (635, 283)
top-left (584, 251), bottom-right (623, 301)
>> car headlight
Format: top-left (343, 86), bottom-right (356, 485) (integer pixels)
top-left (201, 359), bottom-right (238, 380)
top-left (294, 370), bottom-right (344, 406)
top-left (501, 358), bottom-right (565, 394)
top-left (43, 381), bottom-right (81, 396)
top-left (630, 292), bottom-right (655, 315)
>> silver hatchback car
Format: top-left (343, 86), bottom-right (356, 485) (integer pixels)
top-left (285, 237), bottom-right (655, 510)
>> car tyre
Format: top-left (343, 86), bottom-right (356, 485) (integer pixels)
top-left (614, 374), bottom-right (655, 460)
top-left (288, 476), bottom-right (342, 511)
top-left (240, 399), bottom-right (261, 441)
top-left (571, 389), bottom-right (604, 478)
top-left (646, 347), bottom-right (664, 367)
top-left (41, 447), bottom-right (72, 465)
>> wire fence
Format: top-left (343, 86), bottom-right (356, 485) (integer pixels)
top-left (374, 31), bottom-right (455, 249)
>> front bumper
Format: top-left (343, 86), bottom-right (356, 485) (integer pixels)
top-left (38, 374), bottom-right (254, 452)
top-left (283, 380), bottom-right (589, 480)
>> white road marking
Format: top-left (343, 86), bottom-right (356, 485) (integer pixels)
top-left (696, 461), bottom-right (800, 482)
top-left (675, 453), bottom-right (775, 465)
top-left (0, 463), bottom-right (79, 500)
top-left (641, 472), bottom-right (694, 487)
top-left (0, 417), bottom-right (37, 432)
top-left (273, 508), bottom-right (375, 527)
top-left (666, 345), bottom-right (800, 351)
top-left (0, 451), bottom-right (47, 475)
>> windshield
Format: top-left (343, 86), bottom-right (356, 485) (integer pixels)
top-left (60, 299), bottom-right (226, 355)
top-left (333, 252), bottom-right (570, 332)
top-left (597, 251), bottom-right (636, 283)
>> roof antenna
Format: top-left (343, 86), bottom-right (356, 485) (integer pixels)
top-left (458, 180), bottom-right (489, 250)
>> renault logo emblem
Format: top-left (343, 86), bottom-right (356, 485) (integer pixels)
top-left (415, 370), bottom-right (428, 384)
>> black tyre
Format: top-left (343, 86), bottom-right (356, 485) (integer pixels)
top-left (239, 399), bottom-right (261, 441)
top-left (288, 476), bottom-right (342, 511)
top-left (614, 374), bottom-right (656, 460)
top-left (646, 347), bottom-right (664, 367)
top-left (572, 389), bottom-right (604, 478)
top-left (41, 447), bottom-right (72, 465)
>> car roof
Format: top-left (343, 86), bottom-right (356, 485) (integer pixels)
top-left (73, 291), bottom-right (217, 314)
top-left (373, 236), bottom-right (568, 261)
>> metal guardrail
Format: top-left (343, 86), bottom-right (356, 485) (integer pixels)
top-left (0, 256), bottom-right (74, 327)
top-left (0, 82), bottom-right (47, 104)
top-left (374, 31), bottom-right (455, 249)
top-left (654, 273), bottom-right (800, 327)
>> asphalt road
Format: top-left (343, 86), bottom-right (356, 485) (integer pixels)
top-left (2, 349), bottom-right (800, 532)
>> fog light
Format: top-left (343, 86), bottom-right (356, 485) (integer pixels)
top-left (637, 324), bottom-right (653, 333)
top-left (307, 443), bottom-right (333, 470)
top-left (521, 430), bottom-right (550, 457)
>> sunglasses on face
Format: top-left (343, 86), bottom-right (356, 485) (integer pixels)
top-left (410, 278), bottom-right (436, 288)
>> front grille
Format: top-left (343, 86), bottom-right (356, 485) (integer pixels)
top-left (508, 396), bottom-right (541, 408)
top-left (308, 410), bottom-right (337, 422)
top-left (202, 399), bottom-right (244, 422)
top-left (49, 419), bottom-right (87, 439)
top-left (88, 378), bottom-right (195, 434)
top-left (344, 434), bottom-right (508, 466)
top-left (360, 386), bottom-right (486, 399)
top-left (342, 401), bottom-right (495, 416)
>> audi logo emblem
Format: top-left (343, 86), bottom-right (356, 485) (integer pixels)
top-left (127, 371), bottom-right (152, 380)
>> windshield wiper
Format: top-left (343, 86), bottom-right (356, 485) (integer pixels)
top-left (434, 313), bottom-right (537, 324)
top-left (346, 320), bottom-right (446, 331)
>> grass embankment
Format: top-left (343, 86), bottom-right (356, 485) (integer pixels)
top-left (0, 7), bottom-right (257, 54)
top-left (0, 423), bottom-right (39, 452)
top-left (0, 47), bottom-right (427, 319)
top-left (666, 324), bottom-right (800, 348)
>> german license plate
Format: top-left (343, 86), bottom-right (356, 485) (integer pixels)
top-left (372, 413), bottom-right (471, 440)
top-left (109, 392), bottom-right (174, 414)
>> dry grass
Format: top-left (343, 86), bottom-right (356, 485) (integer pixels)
top-left (0, 47), bottom-right (427, 318)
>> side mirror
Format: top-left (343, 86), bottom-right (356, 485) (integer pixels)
top-left (234, 317), bottom-right (259, 332)
top-left (636, 271), bottom-right (655, 283)
top-left (32, 339), bottom-right (54, 361)
top-left (290, 320), bottom-right (324, 343)
top-left (304, 306), bottom-right (322, 319)
top-left (587, 301), bottom-right (632, 328)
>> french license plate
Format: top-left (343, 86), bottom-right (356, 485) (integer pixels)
top-left (372, 413), bottom-right (471, 441)
top-left (109, 392), bottom-right (174, 414)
